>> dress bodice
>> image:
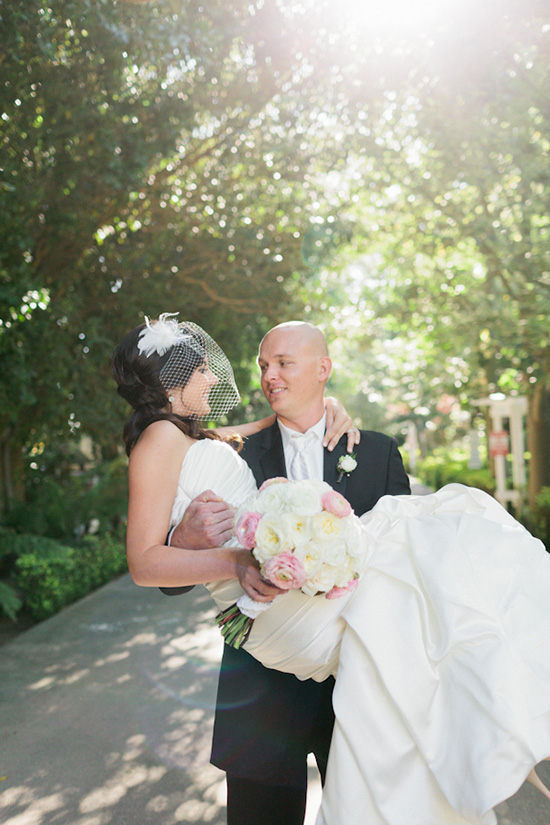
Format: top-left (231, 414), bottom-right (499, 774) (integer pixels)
top-left (170, 438), bottom-right (258, 529)
top-left (169, 438), bottom-right (259, 610)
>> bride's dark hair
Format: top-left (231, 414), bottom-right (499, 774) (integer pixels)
top-left (112, 323), bottom-right (224, 455)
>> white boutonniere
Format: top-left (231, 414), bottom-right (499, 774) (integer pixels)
top-left (336, 452), bottom-right (357, 483)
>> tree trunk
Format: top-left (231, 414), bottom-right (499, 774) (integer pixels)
top-left (0, 427), bottom-right (13, 516)
top-left (527, 382), bottom-right (550, 508)
top-left (0, 427), bottom-right (27, 517)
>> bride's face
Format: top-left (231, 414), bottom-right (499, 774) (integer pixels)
top-left (170, 362), bottom-right (219, 418)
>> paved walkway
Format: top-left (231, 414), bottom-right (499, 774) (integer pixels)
top-left (1, 574), bottom-right (549, 825)
top-left (409, 478), bottom-right (434, 496)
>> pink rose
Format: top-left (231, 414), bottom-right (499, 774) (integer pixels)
top-left (263, 552), bottom-right (307, 590)
top-left (325, 578), bottom-right (359, 600)
top-left (235, 511), bottom-right (263, 549)
top-left (321, 489), bottom-right (352, 518)
top-left (259, 477), bottom-right (289, 492)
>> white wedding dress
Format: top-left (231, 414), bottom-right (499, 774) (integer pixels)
top-left (170, 439), bottom-right (550, 825)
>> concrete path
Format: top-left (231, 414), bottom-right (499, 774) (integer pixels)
top-left (409, 477), bottom-right (435, 496)
top-left (1, 574), bottom-right (548, 825)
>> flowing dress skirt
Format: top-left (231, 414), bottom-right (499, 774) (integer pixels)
top-left (171, 441), bottom-right (550, 825)
top-left (246, 486), bottom-right (550, 824)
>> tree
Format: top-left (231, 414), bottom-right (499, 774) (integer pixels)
top-left (3, 0), bottom-right (549, 517)
top-left (0, 0), bottom-right (332, 513)
top-left (296, 0), bottom-right (550, 503)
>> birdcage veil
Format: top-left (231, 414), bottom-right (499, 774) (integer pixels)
top-left (137, 313), bottom-right (240, 420)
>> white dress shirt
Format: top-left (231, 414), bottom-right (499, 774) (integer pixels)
top-left (278, 413), bottom-right (326, 481)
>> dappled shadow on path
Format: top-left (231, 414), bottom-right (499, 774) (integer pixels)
top-left (1, 573), bottom-right (548, 825)
top-left (0, 575), bottom-right (227, 825)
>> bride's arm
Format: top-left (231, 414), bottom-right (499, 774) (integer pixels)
top-left (215, 414), bottom-right (276, 438)
top-left (215, 398), bottom-right (360, 450)
top-left (126, 422), bottom-right (278, 600)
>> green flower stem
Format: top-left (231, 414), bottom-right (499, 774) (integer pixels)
top-left (216, 604), bottom-right (254, 649)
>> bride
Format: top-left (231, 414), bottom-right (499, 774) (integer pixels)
top-left (113, 314), bottom-right (550, 825)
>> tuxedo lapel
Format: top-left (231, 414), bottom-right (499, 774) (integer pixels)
top-left (259, 422), bottom-right (287, 480)
top-left (324, 437), bottom-right (349, 496)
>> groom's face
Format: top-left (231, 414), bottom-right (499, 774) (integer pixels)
top-left (258, 327), bottom-right (330, 429)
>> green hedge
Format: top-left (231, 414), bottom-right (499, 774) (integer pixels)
top-left (1, 531), bottom-right (127, 622)
top-left (416, 451), bottom-right (496, 495)
top-left (3, 456), bottom-right (128, 542)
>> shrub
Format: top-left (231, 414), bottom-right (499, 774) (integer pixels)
top-left (70, 533), bottom-right (128, 593)
top-left (13, 537), bottom-right (82, 621)
top-left (0, 532), bottom-right (127, 622)
top-left (4, 457), bottom-right (128, 542)
top-left (0, 580), bottom-right (22, 622)
top-left (0, 454), bottom-right (129, 624)
top-left (4, 476), bottom-right (80, 540)
top-left (0, 527), bottom-right (23, 621)
top-left (416, 449), bottom-right (495, 494)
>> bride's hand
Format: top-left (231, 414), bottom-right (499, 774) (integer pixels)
top-left (324, 396), bottom-right (360, 452)
top-left (236, 552), bottom-right (287, 602)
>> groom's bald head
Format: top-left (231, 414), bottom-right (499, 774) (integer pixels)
top-left (258, 321), bottom-right (331, 432)
top-left (260, 321), bottom-right (329, 357)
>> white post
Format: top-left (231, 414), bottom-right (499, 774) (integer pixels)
top-left (471, 395), bottom-right (527, 509)
top-left (406, 421), bottom-right (418, 475)
top-left (490, 408), bottom-right (508, 506)
top-left (509, 397), bottom-right (527, 489)
top-left (468, 428), bottom-right (482, 470)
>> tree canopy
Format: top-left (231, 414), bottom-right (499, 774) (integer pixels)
top-left (1, 0), bottom-right (549, 514)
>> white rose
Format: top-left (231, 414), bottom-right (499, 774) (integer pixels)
top-left (236, 492), bottom-right (261, 519)
top-left (310, 511), bottom-right (345, 541)
top-left (255, 483), bottom-right (291, 514)
top-left (281, 512), bottom-right (312, 547)
top-left (341, 516), bottom-right (365, 558)
top-left (287, 480), bottom-right (329, 516)
top-left (302, 563), bottom-right (338, 596)
top-left (317, 537), bottom-right (350, 568)
top-left (332, 557), bottom-right (359, 587)
top-left (293, 540), bottom-right (325, 577)
top-left (253, 514), bottom-right (295, 563)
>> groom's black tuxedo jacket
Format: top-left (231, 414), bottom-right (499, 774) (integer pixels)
top-left (210, 422), bottom-right (410, 784)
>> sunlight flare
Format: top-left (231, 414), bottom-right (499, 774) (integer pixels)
top-left (283, 0), bottom-right (463, 36)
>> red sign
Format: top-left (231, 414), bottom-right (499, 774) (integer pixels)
top-left (489, 431), bottom-right (510, 457)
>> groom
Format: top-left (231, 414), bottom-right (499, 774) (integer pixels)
top-left (169, 321), bottom-right (410, 825)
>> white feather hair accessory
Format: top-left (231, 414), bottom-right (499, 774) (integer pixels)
top-left (137, 312), bottom-right (191, 357)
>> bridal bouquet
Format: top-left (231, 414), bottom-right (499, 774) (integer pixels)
top-left (216, 477), bottom-right (365, 648)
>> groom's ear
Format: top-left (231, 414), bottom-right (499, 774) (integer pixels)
top-left (318, 356), bottom-right (332, 382)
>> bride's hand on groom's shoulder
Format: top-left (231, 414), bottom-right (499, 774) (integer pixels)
top-left (171, 490), bottom-right (236, 549)
top-left (236, 551), bottom-right (287, 603)
top-left (324, 396), bottom-right (361, 452)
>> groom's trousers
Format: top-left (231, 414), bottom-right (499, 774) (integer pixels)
top-left (226, 775), bottom-right (307, 825)
top-left (226, 738), bottom-right (329, 825)
top-left (220, 668), bottom-right (333, 825)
